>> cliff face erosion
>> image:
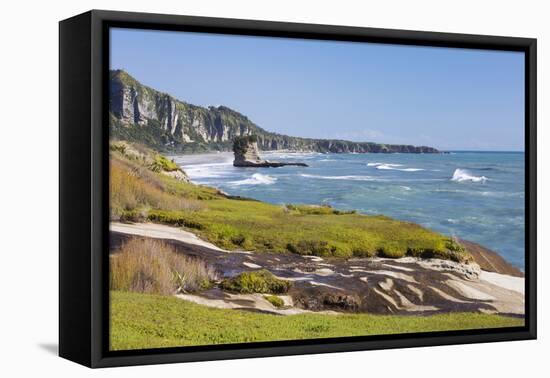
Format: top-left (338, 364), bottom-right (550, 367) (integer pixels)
top-left (109, 69), bottom-right (440, 154)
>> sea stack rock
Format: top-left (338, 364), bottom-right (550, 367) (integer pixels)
top-left (233, 135), bottom-right (308, 168)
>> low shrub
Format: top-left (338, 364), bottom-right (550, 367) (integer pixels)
top-left (220, 269), bottom-right (292, 294)
top-left (116, 209), bottom-right (146, 223)
top-left (351, 248), bottom-right (376, 258)
top-left (407, 247), bottom-right (434, 259)
top-left (377, 244), bottom-right (406, 258)
top-left (264, 295), bottom-right (285, 308)
top-left (446, 237), bottom-right (466, 253)
top-left (147, 210), bottom-right (204, 229)
top-left (286, 240), bottom-right (333, 256)
top-left (230, 234), bottom-right (247, 246)
top-left (149, 154), bottom-right (180, 172)
top-left (110, 142), bottom-right (126, 154)
top-left (110, 238), bottom-right (218, 295)
top-left (405, 246), bottom-right (472, 263)
top-left (285, 204), bottom-right (357, 216)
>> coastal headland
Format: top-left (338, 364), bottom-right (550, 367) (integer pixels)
top-left (108, 141), bottom-right (524, 349)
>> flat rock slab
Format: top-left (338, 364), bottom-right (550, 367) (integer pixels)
top-left (110, 222), bottom-right (525, 317)
top-left (234, 161), bottom-right (308, 168)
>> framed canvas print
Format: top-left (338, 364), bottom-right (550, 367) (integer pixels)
top-left (59, 10), bottom-right (537, 368)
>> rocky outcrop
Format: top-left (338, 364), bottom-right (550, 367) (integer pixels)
top-left (111, 227), bottom-right (525, 317)
top-left (109, 69), bottom-right (440, 154)
top-left (233, 136), bottom-right (308, 168)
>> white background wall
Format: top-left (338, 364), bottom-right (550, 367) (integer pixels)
top-left (0, 0), bottom-right (547, 376)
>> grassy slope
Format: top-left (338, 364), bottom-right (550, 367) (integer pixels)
top-left (111, 147), bottom-right (468, 260)
top-left (111, 291), bottom-right (523, 351)
top-left (109, 146), bottom-right (518, 352)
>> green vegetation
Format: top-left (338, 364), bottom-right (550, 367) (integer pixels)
top-left (264, 295), bottom-right (285, 308)
top-left (220, 269), bottom-right (291, 294)
top-left (110, 238), bottom-right (218, 295)
top-left (110, 144), bottom-right (472, 262)
top-left (149, 199), bottom-right (466, 260)
top-left (447, 237), bottom-right (466, 253)
top-left (149, 154), bottom-right (179, 172)
top-left (285, 204), bottom-right (356, 215)
top-left (110, 291), bottom-right (524, 350)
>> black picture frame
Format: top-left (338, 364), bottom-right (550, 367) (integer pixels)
top-left (59, 9), bottom-right (537, 368)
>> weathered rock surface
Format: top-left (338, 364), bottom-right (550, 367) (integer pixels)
top-left (109, 69), bottom-right (440, 154)
top-left (111, 224), bottom-right (525, 317)
top-left (232, 136), bottom-right (308, 168)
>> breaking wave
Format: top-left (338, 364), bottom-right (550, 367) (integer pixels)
top-left (368, 162), bottom-right (424, 172)
top-left (300, 174), bottom-right (375, 181)
top-left (230, 173), bottom-right (277, 186)
top-left (451, 168), bottom-right (488, 183)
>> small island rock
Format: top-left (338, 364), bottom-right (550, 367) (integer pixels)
top-left (233, 135), bottom-right (308, 168)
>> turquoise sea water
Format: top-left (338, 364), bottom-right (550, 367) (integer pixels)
top-left (173, 151), bottom-right (525, 270)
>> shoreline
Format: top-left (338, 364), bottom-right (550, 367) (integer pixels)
top-left (169, 152), bottom-right (525, 273)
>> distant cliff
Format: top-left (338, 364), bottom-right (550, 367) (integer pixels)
top-left (109, 69), bottom-right (440, 154)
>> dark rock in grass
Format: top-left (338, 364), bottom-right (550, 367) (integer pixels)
top-left (292, 287), bottom-right (361, 312)
top-left (233, 135), bottom-right (308, 168)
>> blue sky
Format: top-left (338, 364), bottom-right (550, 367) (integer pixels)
top-left (110, 28), bottom-right (525, 151)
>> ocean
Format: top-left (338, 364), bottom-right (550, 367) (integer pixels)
top-left (172, 151), bottom-right (525, 270)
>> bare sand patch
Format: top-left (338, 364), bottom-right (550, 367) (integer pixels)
top-left (111, 222), bottom-right (250, 253)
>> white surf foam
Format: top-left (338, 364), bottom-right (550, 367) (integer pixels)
top-left (451, 168), bottom-right (488, 183)
top-left (367, 162), bottom-right (401, 167)
top-left (263, 152), bottom-right (321, 160)
top-left (184, 167), bottom-right (229, 179)
top-left (369, 163), bottom-right (424, 172)
top-left (390, 167), bottom-right (425, 172)
top-left (300, 174), bottom-right (375, 181)
top-left (229, 173), bottom-right (277, 186)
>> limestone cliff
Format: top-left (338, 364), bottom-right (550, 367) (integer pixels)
top-left (109, 69), bottom-right (440, 154)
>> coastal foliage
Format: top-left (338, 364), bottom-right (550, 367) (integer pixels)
top-left (149, 154), bottom-right (180, 172)
top-left (264, 295), bottom-right (285, 308)
top-left (110, 144), bottom-right (471, 262)
top-left (220, 270), bottom-right (292, 294)
top-left (110, 155), bottom-right (208, 220)
top-left (110, 291), bottom-right (524, 350)
top-left (110, 238), bottom-right (218, 295)
top-left (285, 204), bottom-right (357, 215)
